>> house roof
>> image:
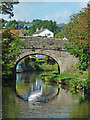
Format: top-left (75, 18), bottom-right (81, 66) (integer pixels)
top-left (34, 28), bottom-right (46, 34)
top-left (0, 29), bottom-right (22, 35)
top-left (34, 28), bottom-right (53, 35)
top-left (0, 29), bottom-right (5, 34)
top-left (10, 30), bottom-right (22, 34)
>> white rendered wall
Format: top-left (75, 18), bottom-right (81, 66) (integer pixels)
top-left (32, 29), bottom-right (54, 38)
top-left (39, 29), bottom-right (54, 38)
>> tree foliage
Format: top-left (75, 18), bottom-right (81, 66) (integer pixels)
top-left (64, 7), bottom-right (89, 70)
top-left (2, 29), bottom-right (24, 77)
top-left (55, 23), bottom-right (72, 38)
top-left (0, 1), bottom-right (19, 18)
top-left (55, 32), bottom-right (63, 38)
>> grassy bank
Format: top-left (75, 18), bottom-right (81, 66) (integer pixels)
top-left (41, 66), bottom-right (89, 93)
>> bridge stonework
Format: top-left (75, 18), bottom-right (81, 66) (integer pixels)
top-left (15, 37), bottom-right (78, 73)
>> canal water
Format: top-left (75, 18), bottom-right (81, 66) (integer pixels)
top-left (2, 72), bottom-right (89, 118)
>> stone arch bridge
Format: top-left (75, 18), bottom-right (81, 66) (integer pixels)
top-left (15, 36), bottom-right (78, 73)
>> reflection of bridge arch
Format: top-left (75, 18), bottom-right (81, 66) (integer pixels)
top-left (15, 51), bottom-right (61, 73)
top-left (28, 87), bottom-right (60, 103)
top-left (16, 73), bottom-right (60, 102)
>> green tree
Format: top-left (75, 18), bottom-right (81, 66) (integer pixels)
top-left (65, 7), bottom-right (89, 70)
top-left (55, 23), bottom-right (72, 38)
top-left (2, 29), bottom-right (24, 77)
top-left (22, 29), bottom-right (30, 36)
top-left (1, 18), bottom-right (7, 28)
top-left (55, 32), bottom-right (63, 38)
top-left (6, 20), bottom-right (17, 27)
top-left (29, 25), bottom-right (36, 35)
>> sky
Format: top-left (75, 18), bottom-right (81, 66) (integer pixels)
top-left (0, 1), bottom-right (88, 24)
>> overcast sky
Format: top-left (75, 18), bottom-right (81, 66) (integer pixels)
top-left (0, 1), bottom-right (88, 24)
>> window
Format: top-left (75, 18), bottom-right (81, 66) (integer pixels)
top-left (47, 34), bottom-right (51, 36)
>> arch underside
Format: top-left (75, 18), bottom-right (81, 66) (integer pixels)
top-left (15, 49), bottom-right (78, 73)
top-left (15, 49), bottom-right (62, 73)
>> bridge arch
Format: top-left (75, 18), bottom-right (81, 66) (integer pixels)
top-left (14, 50), bottom-right (62, 73)
top-left (14, 36), bottom-right (79, 73)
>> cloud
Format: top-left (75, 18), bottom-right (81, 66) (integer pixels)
top-left (10, 3), bottom-right (33, 21)
top-left (0, 2), bottom-right (33, 21)
top-left (45, 10), bottom-right (72, 23)
top-left (79, 1), bottom-right (88, 8)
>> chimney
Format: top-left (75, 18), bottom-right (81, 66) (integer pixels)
top-left (40, 26), bottom-right (43, 30)
top-left (36, 28), bottom-right (39, 32)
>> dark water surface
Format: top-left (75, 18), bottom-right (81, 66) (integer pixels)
top-left (2, 72), bottom-right (89, 118)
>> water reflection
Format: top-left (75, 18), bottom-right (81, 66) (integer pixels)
top-left (16, 72), bottom-right (60, 103)
top-left (2, 72), bottom-right (89, 118)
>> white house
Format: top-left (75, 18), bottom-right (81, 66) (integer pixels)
top-left (63, 37), bottom-right (68, 40)
top-left (32, 26), bottom-right (54, 38)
